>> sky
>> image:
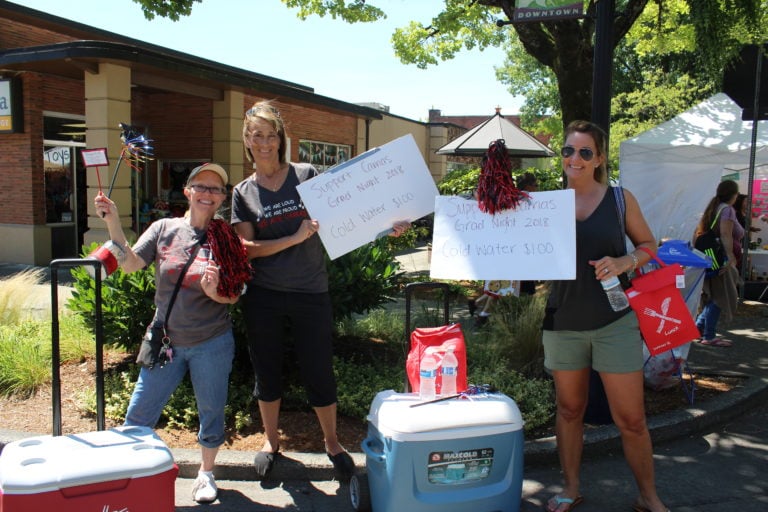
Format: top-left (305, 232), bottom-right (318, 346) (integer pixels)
top-left (9, 0), bottom-right (524, 121)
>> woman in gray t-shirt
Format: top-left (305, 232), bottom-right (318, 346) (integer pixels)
top-left (95, 163), bottom-right (250, 503)
top-left (232, 102), bottom-right (406, 481)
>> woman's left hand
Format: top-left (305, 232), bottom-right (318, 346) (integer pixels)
top-left (389, 220), bottom-right (411, 238)
top-left (589, 256), bottom-right (625, 280)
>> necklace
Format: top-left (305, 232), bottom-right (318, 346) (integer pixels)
top-left (255, 166), bottom-right (285, 192)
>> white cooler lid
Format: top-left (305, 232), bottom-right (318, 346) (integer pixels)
top-left (0, 426), bottom-right (175, 494)
top-left (367, 390), bottom-right (524, 440)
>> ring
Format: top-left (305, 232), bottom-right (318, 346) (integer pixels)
top-left (603, 268), bottom-right (609, 274)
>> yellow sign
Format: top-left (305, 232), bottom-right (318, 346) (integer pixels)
top-left (0, 79), bottom-right (22, 133)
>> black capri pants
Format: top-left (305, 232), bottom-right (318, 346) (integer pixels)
top-left (243, 285), bottom-right (337, 407)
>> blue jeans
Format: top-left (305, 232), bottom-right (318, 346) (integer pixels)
top-left (124, 330), bottom-right (234, 448)
top-left (696, 301), bottom-right (721, 341)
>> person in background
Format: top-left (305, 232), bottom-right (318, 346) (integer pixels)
top-left (94, 163), bottom-right (251, 504)
top-left (694, 180), bottom-right (742, 347)
top-left (232, 101), bottom-right (410, 481)
top-left (542, 121), bottom-right (668, 512)
top-left (734, 193), bottom-right (760, 256)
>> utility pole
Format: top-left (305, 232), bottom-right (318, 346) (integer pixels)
top-left (591, 0), bottom-right (616, 144)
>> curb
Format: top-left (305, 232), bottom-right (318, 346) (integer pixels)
top-left (523, 374), bottom-right (768, 467)
top-left (6, 373), bottom-right (760, 482)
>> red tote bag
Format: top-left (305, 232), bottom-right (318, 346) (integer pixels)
top-left (625, 248), bottom-right (700, 356)
top-left (406, 323), bottom-right (468, 395)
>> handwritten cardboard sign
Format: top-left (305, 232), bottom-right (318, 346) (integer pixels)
top-left (430, 191), bottom-right (576, 280)
top-left (297, 134), bottom-right (439, 259)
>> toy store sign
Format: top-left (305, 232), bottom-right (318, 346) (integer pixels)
top-left (430, 191), bottom-right (576, 280)
top-left (0, 79), bottom-right (23, 134)
top-left (297, 134), bottom-right (439, 259)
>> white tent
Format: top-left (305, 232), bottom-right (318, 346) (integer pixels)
top-left (619, 93), bottom-right (768, 242)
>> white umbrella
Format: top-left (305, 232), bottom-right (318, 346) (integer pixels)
top-left (436, 112), bottom-right (555, 158)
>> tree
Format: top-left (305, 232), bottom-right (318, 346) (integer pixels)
top-left (133, 0), bottom-right (765, 131)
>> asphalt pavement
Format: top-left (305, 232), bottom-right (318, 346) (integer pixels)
top-left (1, 248), bottom-right (768, 511)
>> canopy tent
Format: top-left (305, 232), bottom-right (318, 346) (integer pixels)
top-left (436, 112), bottom-right (555, 158)
top-left (619, 93), bottom-right (768, 242)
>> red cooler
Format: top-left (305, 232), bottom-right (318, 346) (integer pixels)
top-left (0, 426), bottom-right (177, 512)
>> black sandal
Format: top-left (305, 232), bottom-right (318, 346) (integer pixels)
top-left (253, 446), bottom-right (279, 478)
top-left (327, 450), bottom-right (355, 479)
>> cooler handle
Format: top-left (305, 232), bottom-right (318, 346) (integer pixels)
top-left (361, 437), bottom-right (386, 464)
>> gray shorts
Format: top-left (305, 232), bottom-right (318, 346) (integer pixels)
top-left (542, 312), bottom-right (643, 373)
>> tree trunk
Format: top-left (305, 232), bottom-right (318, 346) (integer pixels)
top-left (484, 0), bottom-right (649, 131)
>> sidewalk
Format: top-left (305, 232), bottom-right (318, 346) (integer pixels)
top-left (2, 251), bottom-right (768, 509)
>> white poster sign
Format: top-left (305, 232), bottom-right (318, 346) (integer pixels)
top-left (430, 191), bottom-right (576, 280)
top-left (297, 134), bottom-right (439, 259)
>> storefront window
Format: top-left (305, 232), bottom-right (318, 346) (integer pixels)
top-left (43, 113), bottom-right (86, 258)
top-left (298, 139), bottom-right (351, 172)
top-left (44, 146), bottom-right (74, 223)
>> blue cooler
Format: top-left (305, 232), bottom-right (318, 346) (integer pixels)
top-left (353, 390), bottom-right (524, 512)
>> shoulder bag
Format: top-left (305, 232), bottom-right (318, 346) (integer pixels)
top-left (625, 247), bottom-right (701, 355)
top-left (136, 236), bottom-right (205, 369)
top-left (693, 206), bottom-right (727, 274)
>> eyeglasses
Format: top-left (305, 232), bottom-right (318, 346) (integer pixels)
top-left (561, 146), bottom-right (595, 161)
top-left (189, 184), bottom-right (227, 195)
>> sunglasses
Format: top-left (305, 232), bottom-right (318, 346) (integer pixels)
top-left (560, 146), bottom-right (595, 161)
top-left (246, 105), bottom-right (281, 118)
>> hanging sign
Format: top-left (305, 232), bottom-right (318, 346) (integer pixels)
top-left (514, 0), bottom-right (584, 22)
top-left (430, 191), bottom-right (576, 280)
top-left (297, 134), bottom-right (439, 259)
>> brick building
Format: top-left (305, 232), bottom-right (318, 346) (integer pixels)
top-left (0, 1), bottom-right (530, 265)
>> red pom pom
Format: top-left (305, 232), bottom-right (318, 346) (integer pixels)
top-left (476, 139), bottom-right (529, 214)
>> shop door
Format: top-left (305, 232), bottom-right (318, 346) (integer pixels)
top-left (44, 145), bottom-right (79, 258)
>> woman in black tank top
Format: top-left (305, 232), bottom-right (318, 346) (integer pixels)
top-left (542, 121), bottom-right (668, 512)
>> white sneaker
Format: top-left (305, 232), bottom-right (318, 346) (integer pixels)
top-left (191, 471), bottom-right (218, 503)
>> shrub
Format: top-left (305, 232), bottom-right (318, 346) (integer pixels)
top-left (67, 242), bottom-right (156, 350)
top-left (385, 223), bottom-right (431, 253)
top-left (487, 292), bottom-right (547, 378)
top-left (437, 167), bottom-right (480, 196)
top-left (327, 238), bottom-right (402, 322)
top-left (0, 315), bottom-right (94, 397)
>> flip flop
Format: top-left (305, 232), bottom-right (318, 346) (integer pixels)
top-left (545, 494), bottom-right (584, 512)
top-left (699, 338), bottom-right (732, 347)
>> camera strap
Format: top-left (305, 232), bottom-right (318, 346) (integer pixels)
top-left (162, 233), bottom-right (207, 337)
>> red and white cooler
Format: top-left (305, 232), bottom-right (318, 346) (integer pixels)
top-left (0, 425), bottom-right (177, 512)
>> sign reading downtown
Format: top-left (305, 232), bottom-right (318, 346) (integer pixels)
top-left (514, 0), bottom-right (584, 22)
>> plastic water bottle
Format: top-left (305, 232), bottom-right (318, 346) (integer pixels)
top-left (601, 275), bottom-right (629, 311)
top-left (419, 348), bottom-right (439, 401)
top-left (441, 348), bottom-right (459, 396)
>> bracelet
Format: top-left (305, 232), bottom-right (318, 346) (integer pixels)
top-left (629, 252), bottom-right (639, 272)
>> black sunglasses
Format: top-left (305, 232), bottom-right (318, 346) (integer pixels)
top-left (561, 146), bottom-right (595, 161)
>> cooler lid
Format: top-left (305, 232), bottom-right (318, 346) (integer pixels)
top-left (367, 390), bottom-right (524, 437)
top-left (0, 426), bottom-right (175, 494)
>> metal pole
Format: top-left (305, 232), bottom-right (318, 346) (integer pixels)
top-left (591, 0), bottom-right (616, 145)
top-left (50, 258), bottom-right (106, 435)
top-left (740, 43), bottom-right (764, 300)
